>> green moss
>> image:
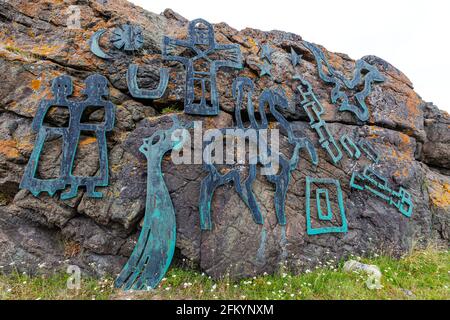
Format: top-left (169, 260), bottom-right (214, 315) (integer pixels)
top-left (1, 248), bottom-right (448, 300)
top-left (160, 105), bottom-right (182, 115)
top-left (4, 45), bottom-right (23, 55)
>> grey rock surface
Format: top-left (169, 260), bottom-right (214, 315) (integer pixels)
top-left (0, 0), bottom-right (448, 279)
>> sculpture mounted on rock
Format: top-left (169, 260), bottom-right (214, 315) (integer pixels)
top-left (305, 177), bottom-right (348, 235)
top-left (162, 18), bottom-right (243, 115)
top-left (350, 166), bottom-right (413, 217)
top-left (89, 23), bottom-right (144, 59)
top-left (340, 134), bottom-right (361, 160)
top-left (304, 41), bottom-right (385, 122)
top-left (110, 24), bottom-right (144, 51)
top-left (20, 74), bottom-right (115, 199)
top-left (290, 47), bottom-right (302, 67)
top-left (127, 64), bottom-right (169, 100)
top-left (89, 23), bottom-right (170, 100)
top-left (199, 77), bottom-right (318, 229)
top-left (258, 43), bottom-right (274, 78)
top-left (115, 115), bottom-right (190, 290)
top-left (294, 75), bottom-right (343, 165)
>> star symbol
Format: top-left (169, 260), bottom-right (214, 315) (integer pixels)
top-left (291, 48), bottom-right (302, 67)
top-left (260, 44), bottom-right (274, 63)
top-left (258, 60), bottom-right (273, 78)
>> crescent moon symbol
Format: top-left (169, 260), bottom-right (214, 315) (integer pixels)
top-left (89, 29), bottom-right (113, 60)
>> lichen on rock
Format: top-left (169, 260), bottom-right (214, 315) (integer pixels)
top-left (0, 0), bottom-right (448, 280)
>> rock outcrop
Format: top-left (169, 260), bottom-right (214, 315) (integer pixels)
top-left (0, 0), bottom-right (448, 279)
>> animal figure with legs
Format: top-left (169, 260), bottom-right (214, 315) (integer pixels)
top-left (199, 77), bottom-right (318, 230)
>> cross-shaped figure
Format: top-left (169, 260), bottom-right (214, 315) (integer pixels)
top-left (162, 19), bottom-right (243, 115)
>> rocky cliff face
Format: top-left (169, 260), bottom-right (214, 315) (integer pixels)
top-left (0, 0), bottom-right (448, 279)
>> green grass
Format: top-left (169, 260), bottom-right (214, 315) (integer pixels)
top-left (1, 248), bottom-right (448, 300)
top-left (160, 105), bottom-right (182, 115)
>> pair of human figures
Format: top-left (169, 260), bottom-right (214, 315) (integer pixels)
top-left (20, 74), bottom-right (115, 200)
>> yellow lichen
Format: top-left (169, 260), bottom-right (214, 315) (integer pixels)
top-left (78, 137), bottom-right (97, 146)
top-left (428, 180), bottom-right (450, 209)
top-left (31, 79), bottom-right (41, 91)
top-left (0, 140), bottom-right (20, 158)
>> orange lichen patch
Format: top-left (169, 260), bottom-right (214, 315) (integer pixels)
top-left (400, 132), bottom-right (411, 145)
top-left (428, 180), bottom-right (450, 209)
top-left (328, 53), bottom-right (346, 71)
top-left (389, 147), bottom-right (413, 163)
top-left (247, 37), bottom-right (257, 48)
top-left (245, 37), bottom-right (260, 54)
top-left (31, 79), bottom-right (41, 91)
top-left (111, 163), bottom-right (123, 174)
top-left (30, 44), bottom-right (61, 57)
top-left (405, 91), bottom-right (422, 120)
top-left (0, 140), bottom-right (21, 158)
top-left (79, 137), bottom-right (97, 146)
top-left (393, 167), bottom-right (410, 179)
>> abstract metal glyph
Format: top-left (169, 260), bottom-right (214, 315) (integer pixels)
top-left (304, 41), bottom-right (385, 122)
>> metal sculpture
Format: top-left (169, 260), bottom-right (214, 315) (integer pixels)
top-left (90, 24), bottom-right (144, 59)
top-left (294, 75), bottom-right (343, 165)
top-left (162, 18), bottom-right (243, 115)
top-left (258, 60), bottom-right (273, 78)
top-left (290, 47), bottom-right (302, 67)
top-left (304, 41), bottom-right (385, 122)
top-left (340, 134), bottom-right (361, 159)
top-left (260, 43), bottom-right (275, 63)
top-left (111, 24), bottom-right (144, 51)
top-left (305, 177), bottom-right (348, 235)
top-left (20, 74), bottom-right (115, 199)
top-left (358, 140), bottom-right (380, 164)
top-left (350, 166), bottom-right (413, 217)
top-left (115, 115), bottom-right (190, 290)
top-left (199, 77), bottom-right (318, 230)
top-left (126, 64), bottom-right (169, 100)
top-left (89, 29), bottom-right (113, 59)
